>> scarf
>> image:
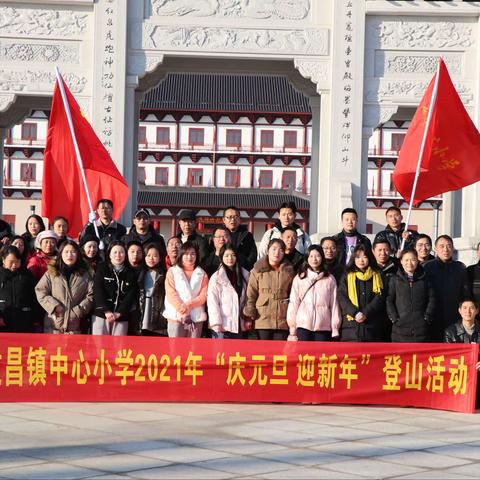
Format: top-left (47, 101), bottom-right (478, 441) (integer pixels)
top-left (346, 267), bottom-right (383, 321)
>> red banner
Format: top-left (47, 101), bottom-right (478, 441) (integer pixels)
top-left (0, 334), bottom-right (477, 413)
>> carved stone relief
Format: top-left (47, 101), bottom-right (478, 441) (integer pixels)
top-left (0, 7), bottom-right (88, 38)
top-left (143, 24), bottom-right (328, 55)
top-left (375, 52), bottom-right (462, 76)
top-left (294, 59), bottom-right (329, 91)
top-left (366, 80), bottom-right (473, 104)
top-left (0, 71), bottom-right (86, 93)
top-left (151, 0), bottom-right (311, 20)
top-left (368, 18), bottom-right (474, 49)
top-left (127, 54), bottom-right (165, 76)
top-left (363, 105), bottom-right (398, 131)
top-left (0, 41), bottom-right (79, 64)
top-left (0, 94), bottom-right (16, 113)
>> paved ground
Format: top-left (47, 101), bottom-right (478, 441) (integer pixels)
top-left (0, 402), bottom-right (479, 479)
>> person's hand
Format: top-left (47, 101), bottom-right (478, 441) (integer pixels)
top-left (242, 318), bottom-right (254, 331)
top-left (178, 303), bottom-right (188, 315)
top-left (287, 334), bottom-right (298, 342)
top-left (476, 361), bottom-right (480, 372)
top-left (113, 312), bottom-right (121, 320)
top-left (401, 231), bottom-right (411, 240)
top-left (355, 312), bottom-right (366, 324)
top-left (105, 311), bottom-right (115, 323)
top-left (0, 317), bottom-right (5, 328)
top-left (54, 305), bottom-right (65, 317)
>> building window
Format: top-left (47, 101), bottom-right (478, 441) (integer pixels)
top-left (284, 130), bottom-right (297, 148)
top-left (138, 126), bottom-right (147, 144)
top-left (21, 123), bottom-right (37, 141)
top-left (226, 129), bottom-right (241, 148)
top-left (391, 133), bottom-right (406, 152)
top-left (225, 169), bottom-right (241, 187)
top-left (189, 128), bottom-right (204, 146)
top-left (156, 127), bottom-right (170, 145)
top-left (155, 167), bottom-right (168, 186)
top-left (260, 130), bottom-right (274, 148)
top-left (138, 166), bottom-right (146, 184)
top-left (20, 163), bottom-right (36, 181)
top-left (188, 168), bottom-right (203, 186)
top-left (282, 171), bottom-right (296, 189)
top-left (258, 170), bottom-right (273, 188)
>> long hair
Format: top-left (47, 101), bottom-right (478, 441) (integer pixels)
top-left (345, 244), bottom-right (378, 273)
top-left (219, 243), bottom-right (247, 293)
top-left (298, 244), bottom-right (329, 279)
top-left (55, 239), bottom-right (87, 275)
top-left (24, 214), bottom-right (46, 237)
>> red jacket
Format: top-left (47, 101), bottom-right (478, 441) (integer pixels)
top-left (27, 251), bottom-right (53, 283)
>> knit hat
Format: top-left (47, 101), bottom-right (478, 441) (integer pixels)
top-left (79, 234), bottom-right (99, 249)
top-left (178, 209), bottom-right (196, 221)
top-left (34, 230), bottom-right (59, 249)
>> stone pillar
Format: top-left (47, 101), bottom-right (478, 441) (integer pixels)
top-left (92, 0), bottom-right (128, 219)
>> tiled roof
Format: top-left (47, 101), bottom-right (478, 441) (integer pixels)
top-left (142, 74), bottom-right (311, 114)
top-left (138, 187), bottom-right (310, 211)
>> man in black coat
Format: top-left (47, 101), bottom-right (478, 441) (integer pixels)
top-left (374, 206), bottom-right (418, 257)
top-left (222, 206), bottom-right (257, 270)
top-left (333, 208), bottom-right (371, 266)
top-left (175, 209), bottom-right (209, 263)
top-left (425, 235), bottom-right (470, 341)
top-left (80, 198), bottom-right (127, 251)
top-left (281, 227), bottom-right (304, 273)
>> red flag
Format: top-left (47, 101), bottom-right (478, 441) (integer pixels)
top-left (393, 59), bottom-right (480, 205)
top-left (42, 76), bottom-right (129, 237)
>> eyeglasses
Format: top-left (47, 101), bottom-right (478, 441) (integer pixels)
top-left (214, 235), bottom-right (229, 240)
top-left (224, 215), bottom-right (239, 220)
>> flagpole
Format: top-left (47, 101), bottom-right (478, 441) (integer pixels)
top-left (400, 59), bottom-right (442, 251)
top-left (54, 66), bottom-right (102, 247)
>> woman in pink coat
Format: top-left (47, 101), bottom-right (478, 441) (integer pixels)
top-left (287, 244), bottom-right (341, 342)
top-left (207, 244), bottom-right (250, 339)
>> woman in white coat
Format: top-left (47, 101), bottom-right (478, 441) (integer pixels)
top-left (287, 244), bottom-right (341, 342)
top-left (207, 244), bottom-right (250, 339)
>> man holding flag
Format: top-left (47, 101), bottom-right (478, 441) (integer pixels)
top-left (42, 68), bottom-right (129, 241)
top-left (392, 58), bottom-right (480, 338)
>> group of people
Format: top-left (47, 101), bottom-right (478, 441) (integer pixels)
top-left (0, 200), bottom-right (478, 353)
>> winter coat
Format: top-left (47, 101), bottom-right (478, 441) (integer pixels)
top-left (122, 226), bottom-right (167, 257)
top-left (466, 261), bottom-right (480, 306)
top-left (93, 262), bottom-right (138, 319)
top-left (333, 230), bottom-right (372, 266)
top-left (444, 320), bottom-right (480, 344)
top-left (287, 270), bottom-right (341, 336)
top-left (80, 219), bottom-right (127, 251)
top-left (374, 223), bottom-right (418, 255)
top-left (424, 259), bottom-right (470, 340)
top-left (386, 267), bottom-right (436, 342)
top-left (35, 264), bottom-right (93, 334)
top-left (338, 271), bottom-right (386, 342)
top-left (325, 259), bottom-right (345, 285)
top-left (258, 221), bottom-right (311, 259)
top-left (175, 231), bottom-right (209, 263)
top-left (0, 266), bottom-right (36, 332)
top-left (229, 225), bottom-right (258, 270)
top-left (27, 251), bottom-right (55, 283)
top-left (202, 252), bottom-right (222, 278)
top-left (138, 267), bottom-right (167, 334)
top-left (243, 256), bottom-right (295, 330)
top-left (284, 249), bottom-right (305, 273)
top-left (208, 266), bottom-right (249, 334)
